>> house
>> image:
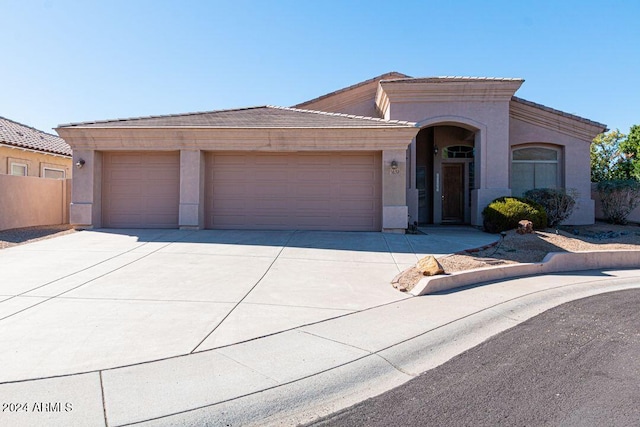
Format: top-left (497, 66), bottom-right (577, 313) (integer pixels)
top-left (1, 116), bottom-right (72, 178)
top-left (55, 72), bottom-right (606, 232)
top-left (0, 116), bottom-right (72, 231)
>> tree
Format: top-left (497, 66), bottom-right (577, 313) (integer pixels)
top-left (590, 129), bottom-right (629, 182)
top-left (597, 180), bottom-right (640, 224)
top-left (620, 125), bottom-right (640, 180)
top-left (523, 188), bottom-right (577, 228)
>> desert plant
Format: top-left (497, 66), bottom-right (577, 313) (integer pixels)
top-left (482, 197), bottom-right (547, 233)
top-left (597, 180), bottom-right (640, 224)
top-left (523, 188), bottom-right (577, 227)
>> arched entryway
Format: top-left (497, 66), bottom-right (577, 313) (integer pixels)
top-left (414, 125), bottom-right (477, 225)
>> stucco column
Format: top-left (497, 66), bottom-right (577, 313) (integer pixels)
top-left (472, 112), bottom-right (512, 226)
top-left (406, 138), bottom-right (419, 225)
top-left (564, 144), bottom-right (595, 225)
top-left (179, 150), bottom-right (205, 229)
top-left (382, 149), bottom-right (408, 233)
top-left (69, 149), bottom-right (102, 228)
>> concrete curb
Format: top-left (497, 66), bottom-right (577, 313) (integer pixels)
top-left (410, 250), bottom-right (640, 295)
top-left (3, 270), bottom-right (640, 426)
top-left (161, 275), bottom-right (640, 427)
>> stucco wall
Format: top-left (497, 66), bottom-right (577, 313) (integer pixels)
top-left (0, 147), bottom-right (72, 178)
top-left (510, 117), bottom-right (594, 224)
top-left (0, 174), bottom-right (70, 231)
top-left (391, 100), bottom-right (512, 225)
top-left (592, 183), bottom-right (640, 224)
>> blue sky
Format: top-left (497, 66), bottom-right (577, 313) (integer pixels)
top-left (2, 0), bottom-right (638, 136)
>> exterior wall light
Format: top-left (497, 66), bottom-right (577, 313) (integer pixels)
top-left (390, 160), bottom-right (400, 174)
top-left (76, 159), bottom-right (85, 169)
top-left (434, 145), bottom-right (439, 156)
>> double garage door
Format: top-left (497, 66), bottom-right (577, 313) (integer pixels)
top-left (102, 151), bottom-right (381, 231)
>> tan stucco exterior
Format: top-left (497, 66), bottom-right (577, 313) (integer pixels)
top-left (56, 73), bottom-right (606, 232)
top-left (0, 145), bottom-right (72, 178)
top-left (302, 76), bottom-right (605, 227)
top-left (58, 126), bottom-right (417, 232)
top-left (0, 174), bottom-right (70, 230)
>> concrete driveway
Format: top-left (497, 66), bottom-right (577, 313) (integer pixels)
top-left (0, 227), bottom-right (497, 382)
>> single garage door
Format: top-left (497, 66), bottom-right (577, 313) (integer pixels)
top-left (102, 151), bottom-right (180, 228)
top-left (205, 152), bottom-right (381, 231)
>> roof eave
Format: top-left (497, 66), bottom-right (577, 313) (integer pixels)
top-left (293, 72), bottom-right (411, 109)
top-left (0, 141), bottom-right (72, 157)
top-left (510, 97), bottom-right (607, 141)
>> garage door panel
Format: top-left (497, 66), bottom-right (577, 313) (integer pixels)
top-left (108, 170), bottom-right (145, 181)
top-left (339, 199), bottom-right (378, 210)
top-left (340, 216), bottom-right (376, 227)
top-left (254, 170), bottom-right (289, 181)
top-left (103, 152), bottom-right (179, 229)
top-left (340, 185), bottom-right (377, 197)
top-left (254, 184), bottom-right (290, 197)
top-left (342, 169), bottom-right (377, 181)
top-left (146, 197), bottom-right (178, 210)
top-left (295, 216), bottom-right (332, 226)
top-left (339, 155), bottom-right (377, 166)
top-left (108, 184), bottom-right (142, 196)
top-left (144, 171), bottom-right (177, 182)
top-left (212, 215), bottom-right (246, 226)
top-left (254, 156), bottom-right (289, 166)
top-left (214, 170), bottom-right (246, 182)
top-left (212, 182), bottom-right (246, 196)
top-left (109, 154), bottom-right (143, 164)
top-left (212, 155), bottom-right (248, 165)
top-left (213, 198), bottom-right (246, 210)
top-left (146, 184), bottom-right (178, 197)
top-left (293, 186), bottom-right (332, 198)
top-left (110, 214), bottom-right (143, 225)
top-left (206, 152), bottom-right (381, 231)
top-left (294, 170), bottom-right (332, 182)
top-left (294, 199), bottom-right (332, 210)
top-left (252, 198), bottom-right (291, 210)
top-left (297, 155), bottom-right (333, 165)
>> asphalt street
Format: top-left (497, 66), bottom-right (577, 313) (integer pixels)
top-left (309, 288), bottom-right (640, 427)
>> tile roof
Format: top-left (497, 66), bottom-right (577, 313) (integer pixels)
top-left (58, 105), bottom-right (416, 129)
top-left (380, 76), bottom-right (525, 84)
top-left (293, 71), bottom-right (410, 108)
top-left (512, 97), bottom-right (607, 130)
top-left (0, 116), bottom-right (71, 156)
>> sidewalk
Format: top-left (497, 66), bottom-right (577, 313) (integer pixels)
top-left (2, 244), bottom-right (639, 426)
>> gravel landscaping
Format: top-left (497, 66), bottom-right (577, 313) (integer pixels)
top-left (394, 221), bottom-right (640, 292)
top-left (440, 222), bottom-right (640, 273)
top-left (0, 225), bottom-right (76, 249)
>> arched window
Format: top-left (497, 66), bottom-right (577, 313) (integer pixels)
top-left (511, 146), bottom-right (560, 197)
top-left (442, 145), bottom-right (474, 159)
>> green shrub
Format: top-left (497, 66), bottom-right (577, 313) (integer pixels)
top-left (523, 188), bottom-right (577, 227)
top-left (482, 197), bottom-right (548, 233)
top-left (597, 180), bottom-right (640, 224)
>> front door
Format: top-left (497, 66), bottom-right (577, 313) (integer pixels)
top-left (442, 163), bottom-right (464, 222)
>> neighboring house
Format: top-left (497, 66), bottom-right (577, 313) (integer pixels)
top-left (56, 72), bottom-right (606, 232)
top-left (1, 116), bottom-right (72, 178)
top-left (0, 116), bottom-right (72, 231)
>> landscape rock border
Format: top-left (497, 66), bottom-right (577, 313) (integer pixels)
top-left (410, 250), bottom-right (640, 295)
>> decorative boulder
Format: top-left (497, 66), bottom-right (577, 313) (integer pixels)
top-left (517, 220), bottom-right (534, 234)
top-left (417, 255), bottom-right (445, 276)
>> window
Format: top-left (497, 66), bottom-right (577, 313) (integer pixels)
top-left (443, 145), bottom-right (474, 159)
top-left (10, 163), bottom-right (27, 176)
top-left (511, 146), bottom-right (560, 197)
top-left (43, 167), bottom-right (66, 179)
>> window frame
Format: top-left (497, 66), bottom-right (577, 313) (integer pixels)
top-left (510, 145), bottom-right (562, 197)
top-left (42, 166), bottom-right (66, 179)
top-left (10, 162), bottom-right (28, 176)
